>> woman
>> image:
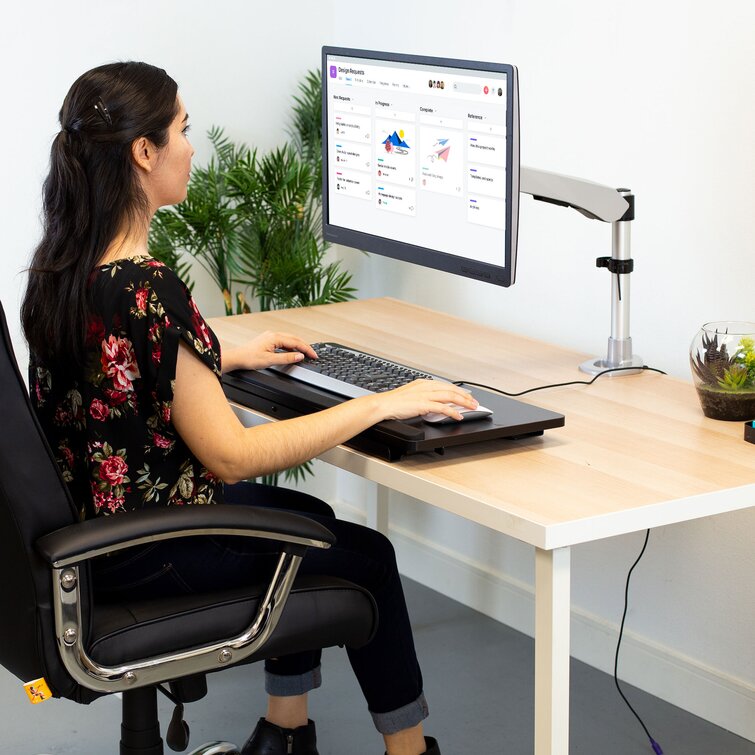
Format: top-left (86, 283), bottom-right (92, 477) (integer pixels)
top-left (21, 62), bottom-right (478, 755)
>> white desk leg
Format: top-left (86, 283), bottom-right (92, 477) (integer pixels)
top-left (366, 484), bottom-right (390, 535)
top-left (534, 546), bottom-right (571, 755)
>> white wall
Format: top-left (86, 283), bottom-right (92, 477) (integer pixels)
top-left (329, 0), bottom-right (755, 741)
top-left (1, 0), bottom-right (753, 742)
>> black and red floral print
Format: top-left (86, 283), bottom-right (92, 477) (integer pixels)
top-left (29, 255), bottom-right (223, 519)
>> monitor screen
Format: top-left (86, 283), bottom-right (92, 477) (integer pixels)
top-left (322, 47), bottom-right (520, 287)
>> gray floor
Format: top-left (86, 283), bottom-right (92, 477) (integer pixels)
top-left (1, 578), bottom-right (752, 755)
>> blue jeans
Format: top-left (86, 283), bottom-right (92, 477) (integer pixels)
top-left (91, 482), bottom-right (428, 735)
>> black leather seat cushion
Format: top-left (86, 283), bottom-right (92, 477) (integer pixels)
top-left (88, 575), bottom-right (377, 668)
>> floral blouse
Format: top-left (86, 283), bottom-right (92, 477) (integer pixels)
top-left (30, 255), bottom-right (224, 519)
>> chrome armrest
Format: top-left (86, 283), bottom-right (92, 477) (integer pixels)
top-left (35, 505), bottom-right (334, 694)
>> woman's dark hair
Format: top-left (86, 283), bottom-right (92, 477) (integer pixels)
top-left (21, 61), bottom-right (179, 369)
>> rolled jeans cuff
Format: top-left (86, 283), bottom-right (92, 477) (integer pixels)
top-left (264, 665), bottom-right (322, 696)
top-left (370, 693), bottom-right (429, 735)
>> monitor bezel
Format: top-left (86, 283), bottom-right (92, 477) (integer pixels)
top-left (321, 46), bottom-right (519, 287)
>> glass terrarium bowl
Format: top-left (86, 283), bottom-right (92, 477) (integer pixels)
top-left (690, 321), bottom-right (755, 421)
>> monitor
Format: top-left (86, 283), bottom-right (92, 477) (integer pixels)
top-left (322, 46), bottom-right (520, 287)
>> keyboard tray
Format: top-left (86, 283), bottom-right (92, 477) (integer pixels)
top-left (222, 368), bottom-right (565, 462)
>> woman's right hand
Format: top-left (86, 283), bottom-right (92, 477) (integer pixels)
top-left (370, 379), bottom-right (479, 422)
top-left (174, 343), bottom-right (481, 484)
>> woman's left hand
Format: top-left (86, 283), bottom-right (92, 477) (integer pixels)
top-left (222, 331), bottom-right (318, 373)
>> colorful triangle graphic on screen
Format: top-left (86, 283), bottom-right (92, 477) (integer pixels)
top-left (436, 145), bottom-right (451, 161)
top-left (383, 131), bottom-right (410, 148)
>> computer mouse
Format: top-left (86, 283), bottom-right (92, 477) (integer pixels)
top-left (422, 404), bottom-right (493, 425)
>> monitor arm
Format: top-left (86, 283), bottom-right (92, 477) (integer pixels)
top-left (520, 167), bottom-right (643, 375)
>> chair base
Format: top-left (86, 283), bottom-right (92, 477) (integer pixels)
top-left (120, 686), bottom-right (239, 755)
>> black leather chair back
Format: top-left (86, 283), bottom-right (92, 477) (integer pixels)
top-left (0, 302), bottom-right (83, 699)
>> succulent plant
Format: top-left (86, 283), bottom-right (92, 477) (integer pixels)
top-left (691, 332), bottom-right (730, 384)
top-left (692, 330), bottom-right (755, 392)
top-left (719, 364), bottom-right (750, 390)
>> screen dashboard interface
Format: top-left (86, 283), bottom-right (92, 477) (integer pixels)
top-left (323, 48), bottom-right (519, 286)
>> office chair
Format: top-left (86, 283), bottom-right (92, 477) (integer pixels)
top-left (0, 301), bottom-right (378, 754)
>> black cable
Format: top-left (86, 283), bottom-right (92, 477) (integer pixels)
top-left (453, 366), bottom-right (669, 752)
top-left (614, 529), bottom-right (663, 754)
top-left (453, 364), bottom-right (667, 397)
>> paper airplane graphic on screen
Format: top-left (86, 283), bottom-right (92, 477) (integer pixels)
top-left (383, 130), bottom-right (411, 154)
top-left (428, 138), bottom-right (451, 162)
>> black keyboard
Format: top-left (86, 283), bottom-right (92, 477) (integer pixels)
top-left (267, 342), bottom-right (440, 398)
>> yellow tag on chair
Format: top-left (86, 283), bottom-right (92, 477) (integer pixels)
top-left (24, 678), bottom-right (52, 704)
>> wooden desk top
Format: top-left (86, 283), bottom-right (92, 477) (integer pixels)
top-left (209, 298), bottom-right (755, 550)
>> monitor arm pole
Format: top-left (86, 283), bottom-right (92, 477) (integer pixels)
top-left (520, 167), bottom-right (643, 375)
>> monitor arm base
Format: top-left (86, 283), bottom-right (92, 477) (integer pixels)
top-left (580, 352), bottom-right (645, 377)
top-left (520, 167), bottom-right (642, 374)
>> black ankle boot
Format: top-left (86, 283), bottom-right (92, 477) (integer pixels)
top-left (383, 736), bottom-right (441, 755)
top-left (241, 717), bottom-right (318, 755)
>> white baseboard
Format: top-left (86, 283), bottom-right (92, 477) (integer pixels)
top-left (331, 499), bottom-right (755, 743)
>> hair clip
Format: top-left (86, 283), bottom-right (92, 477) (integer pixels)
top-left (94, 98), bottom-right (112, 127)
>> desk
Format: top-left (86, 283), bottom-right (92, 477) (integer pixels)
top-left (209, 297), bottom-right (755, 755)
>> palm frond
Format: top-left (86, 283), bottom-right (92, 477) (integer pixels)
top-left (287, 70), bottom-right (322, 168)
top-left (208, 126), bottom-right (250, 172)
